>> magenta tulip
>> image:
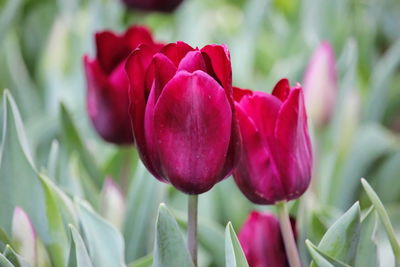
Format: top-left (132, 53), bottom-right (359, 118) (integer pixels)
top-left (125, 41), bottom-right (241, 194)
top-left (233, 79), bottom-right (313, 204)
top-left (303, 42), bottom-right (337, 127)
top-left (83, 25), bottom-right (162, 145)
top-left (122, 0), bottom-right (184, 12)
top-left (239, 211), bottom-right (293, 267)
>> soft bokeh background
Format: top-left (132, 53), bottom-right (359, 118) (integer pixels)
top-left (1, 0), bottom-right (400, 266)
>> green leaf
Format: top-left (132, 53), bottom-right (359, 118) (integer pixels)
top-left (0, 91), bottom-right (50, 250)
top-left (46, 140), bottom-right (60, 180)
top-left (67, 225), bottom-right (93, 267)
top-left (38, 174), bottom-right (69, 267)
top-left (0, 253), bottom-right (14, 267)
top-left (314, 203), bottom-right (361, 265)
top-left (3, 245), bottom-right (29, 267)
top-left (127, 255), bottom-right (153, 267)
top-left (123, 163), bottom-right (164, 262)
top-left (59, 104), bottom-right (103, 188)
top-left (0, 228), bottom-right (11, 250)
top-left (225, 222), bottom-right (248, 267)
top-left (76, 200), bottom-right (125, 267)
top-left (0, 0), bottom-right (23, 43)
top-left (153, 203), bottom-right (194, 267)
top-left (361, 178), bottom-right (400, 263)
top-left (354, 208), bottom-right (378, 267)
top-left (306, 240), bottom-right (350, 267)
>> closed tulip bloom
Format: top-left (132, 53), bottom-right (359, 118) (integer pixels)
top-left (125, 41), bottom-right (241, 194)
top-left (122, 0), bottom-right (184, 12)
top-left (303, 42), bottom-right (337, 127)
top-left (83, 26), bottom-right (162, 145)
top-left (238, 211), bottom-right (293, 267)
top-left (233, 79), bottom-right (312, 204)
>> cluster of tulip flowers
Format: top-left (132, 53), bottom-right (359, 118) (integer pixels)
top-left (84, 25), bottom-right (314, 267)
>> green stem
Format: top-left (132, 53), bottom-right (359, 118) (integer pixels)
top-left (188, 194), bottom-right (198, 267)
top-left (276, 201), bottom-right (302, 267)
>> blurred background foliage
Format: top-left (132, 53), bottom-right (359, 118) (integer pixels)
top-left (1, 0), bottom-right (400, 266)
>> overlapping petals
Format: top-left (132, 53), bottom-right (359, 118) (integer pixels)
top-left (83, 26), bottom-right (162, 144)
top-left (125, 41), bottom-right (241, 194)
top-left (233, 79), bottom-right (313, 204)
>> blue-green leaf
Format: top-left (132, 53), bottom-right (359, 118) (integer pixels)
top-left (153, 204), bottom-right (194, 267)
top-left (225, 222), bottom-right (248, 267)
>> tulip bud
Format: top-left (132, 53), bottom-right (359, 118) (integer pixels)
top-left (122, 0), bottom-right (184, 12)
top-left (233, 79), bottom-right (313, 204)
top-left (125, 41), bottom-right (241, 194)
top-left (12, 207), bottom-right (37, 265)
top-left (303, 42), bottom-right (337, 127)
top-left (238, 211), bottom-right (295, 267)
top-left (83, 25), bottom-right (162, 145)
top-left (101, 178), bottom-right (126, 230)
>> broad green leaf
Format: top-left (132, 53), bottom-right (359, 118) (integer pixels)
top-left (127, 255), bottom-right (153, 267)
top-left (306, 240), bottom-right (350, 267)
top-left (123, 163), bottom-right (164, 262)
top-left (225, 222), bottom-right (248, 267)
top-left (354, 208), bottom-right (378, 267)
top-left (315, 203), bottom-right (361, 265)
top-left (0, 91), bottom-right (50, 250)
top-left (76, 200), bottom-right (125, 267)
top-left (0, 253), bottom-right (14, 267)
top-left (361, 178), bottom-right (400, 263)
top-left (59, 104), bottom-right (102, 188)
top-left (38, 174), bottom-right (69, 267)
top-left (153, 204), bottom-right (194, 267)
top-left (67, 225), bottom-right (93, 267)
top-left (174, 209), bottom-right (225, 267)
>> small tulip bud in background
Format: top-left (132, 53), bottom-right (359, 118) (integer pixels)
top-left (126, 42), bottom-right (241, 194)
top-left (122, 0), bottom-right (184, 12)
top-left (83, 25), bottom-right (162, 145)
top-left (12, 207), bottom-right (37, 265)
top-left (239, 211), bottom-right (295, 267)
top-left (233, 79), bottom-right (313, 204)
top-left (101, 178), bottom-right (126, 230)
top-left (303, 42), bottom-right (337, 127)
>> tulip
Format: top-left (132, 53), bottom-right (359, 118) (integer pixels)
top-left (12, 207), bottom-right (37, 264)
top-left (233, 79), bottom-right (313, 204)
top-left (83, 25), bottom-right (162, 145)
top-left (303, 42), bottom-right (337, 127)
top-left (122, 0), bottom-right (184, 12)
top-left (238, 211), bottom-right (294, 267)
top-left (125, 41), bottom-right (241, 195)
top-left (101, 178), bottom-right (126, 230)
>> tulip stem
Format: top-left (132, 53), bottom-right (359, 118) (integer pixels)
top-left (188, 194), bottom-right (198, 267)
top-left (276, 201), bottom-right (301, 267)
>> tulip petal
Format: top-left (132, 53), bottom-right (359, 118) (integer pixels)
top-left (96, 26), bottom-right (155, 73)
top-left (145, 53), bottom-right (177, 96)
top-left (153, 70), bottom-right (232, 194)
top-left (272, 88), bottom-right (313, 200)
top-left (125, 44), bottom-right (160, 175)
top-left (240, 92), bottom-right (282, 138)
top-left (144, 54), bottom-right (177, 181)
top-left (161, 41), bottom-right (194, 67)
top-left (233, 87), bottom-right (253, 102)
top-left (201, 44), bottom-right (232, 94)
top-left (272, 78), bottom-right (290, 102)
top-left (238, 211), bottom-right (289, 267)
top-left (233, 104), bottom-right (285, 204)
top-left (178, 51), bottom-right (207, 73)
